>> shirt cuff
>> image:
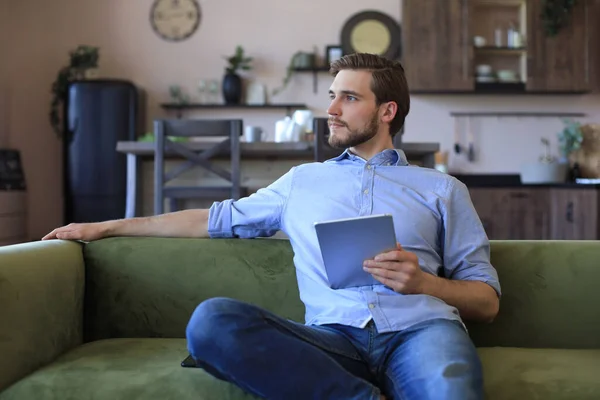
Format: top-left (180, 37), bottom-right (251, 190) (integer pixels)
top-left (207, 200), bottom-right (234, 238)
top-left (462, 276), bottom-right (502, 298)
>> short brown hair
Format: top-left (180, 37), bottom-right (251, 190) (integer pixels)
top-left (330, 53), bottom-right (410, 137)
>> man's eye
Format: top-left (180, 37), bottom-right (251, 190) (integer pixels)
top-left (347, 96), bottom-right (356, 101)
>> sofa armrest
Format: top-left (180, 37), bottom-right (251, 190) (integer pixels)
top-left (0, 240), bottom-right (84, 392)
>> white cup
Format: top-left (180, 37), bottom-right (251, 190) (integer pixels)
top-left (473, 36), bottom-right (486, 47)
top-left (275, 118), bottom-right (291, 142)
top-left (244, 126), bottom-right (263, 142)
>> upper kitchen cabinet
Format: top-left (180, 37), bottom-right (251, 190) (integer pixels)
top-left (402, 0), bottom-right (598, 94)
top-left (402, 0), bottom-right (473, 92)
top-left (526, 0), bottom-right (594, 92)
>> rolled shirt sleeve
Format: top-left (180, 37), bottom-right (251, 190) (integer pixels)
top-left (441, 178), bottom-right (502, 296)
top-left (208, 167), bottom-right (295, 239)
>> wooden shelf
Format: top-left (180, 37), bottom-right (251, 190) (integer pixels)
top-left (473, 0), bottom-right (525, 8)
top-left (292, 66), bottom-right (330, 72)
top-left (292, 66), bottom-right (331, 93)
top-left (161, 103), bottom-right (307, 109)
top-left (411, 88), bottom-right (589, 95)
top-left (450, 111), bottom-right (586, 118)
top-left (475, 82), bottom-right (526, 92)
top-left (474, 46), bottom-right (527, 55)
top-left (160, 103), bottom-right (308, 118)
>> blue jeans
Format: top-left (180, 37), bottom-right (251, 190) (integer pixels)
top-left (186, 297), bottom-right (483, 400)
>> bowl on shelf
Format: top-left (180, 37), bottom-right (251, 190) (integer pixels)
top-left (476, 64), bottom-right (493, 76)
top-left (473, 36), bottom-right (487, 47)
top-left (476, 76), bottom-right (496, 83)
top-left (497, 69), bottom-right (518, 82)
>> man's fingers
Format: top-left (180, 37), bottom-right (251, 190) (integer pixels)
top-left (42, 224), bottom-right (76, 240)
top-left (365, 258), bottom-right (414, 271)
top-left (56, 230), bottom-right (77, 239)
top-left (369, 272), bottom-right (410, 292)
top-left (373, 251), bottom-right (401, 262)
top-left (41, 231), bottom-right (55, 240)
top-left (364, 264), bottom-right (406, 280)
top-left (373, 250), bottom-right (417, 263)
top-left (42, 229), bottom-right (65, 240)
top-left (370, 274), bottom-right (396, 289)
top-left (365, 266), bottom-right (409, 281)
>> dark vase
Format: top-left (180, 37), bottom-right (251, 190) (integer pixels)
top-left (222, 72), bottom-right (242, 104)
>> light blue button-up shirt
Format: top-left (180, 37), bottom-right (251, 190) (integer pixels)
top-left (208, 149), bottom-right (501, 333)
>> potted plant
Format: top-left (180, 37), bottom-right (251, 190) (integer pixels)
top-left (222, 45), bottom-right (252, 104)
top-left (558, 118), bottom-right (583, 162)
top-left (541, 0), bottom-right (578, 37)
top-left (520, 137), bottom-right (568, 184)
top-left (50, 45), bottom-right (99, 137)
top-left (272, 48), bottom-right (318, 97)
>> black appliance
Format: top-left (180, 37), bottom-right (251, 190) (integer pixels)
top-left (63, 79), bottom-right (141, 224)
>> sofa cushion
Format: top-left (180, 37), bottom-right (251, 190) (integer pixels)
top-left (0, 338), bottom-right (258, 400)
top-left (1, 339), bottom-right (599, 400)
top-left (479, 347), bottom-right (600, 400)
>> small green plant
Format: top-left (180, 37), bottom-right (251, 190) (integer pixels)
top-left (539, 137), bottom-right (557, 163)
top-left (168, 85), bottom-right (190, 105)
top-left (224, 45), bottom-right (252, 75)
top-left (272, 51), bottom-right (303, 97)
top-left (541, 0), bottom-right (578, 37)
top-left (558, 118), bottom-right (583, 158)
top-left (50, 45), bottom-right (99, 137)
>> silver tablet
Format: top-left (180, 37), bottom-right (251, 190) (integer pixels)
top-left (314, 214), bottom-right (397, 289)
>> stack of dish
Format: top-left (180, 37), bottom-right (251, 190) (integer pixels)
top-left (475, 64), bottom-right (495, 83)
top-left (496, 69), bottom-right (520, 83)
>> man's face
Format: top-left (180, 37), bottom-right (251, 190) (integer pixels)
top-left (327, 70), bottom-right (381, 149)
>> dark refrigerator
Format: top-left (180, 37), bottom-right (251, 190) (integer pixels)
top-left (63, 79), bottom-right (141, 224)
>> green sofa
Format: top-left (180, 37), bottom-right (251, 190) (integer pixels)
top-left (0, 237), bottom-right (599, 399)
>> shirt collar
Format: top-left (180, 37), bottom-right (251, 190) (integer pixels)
top-left (327, 148), bottom-right (409, 167)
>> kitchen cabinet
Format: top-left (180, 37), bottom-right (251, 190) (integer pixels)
top-left (402, 0), bottom-right (598, 94)
top-left (402, 0), bottom-right (473, 92)
top-left (550, 188), bottom-right (599, 240)
top-left (468, 187), bottom-right (600, 240)
top-left (469, 188), bottom-right (551, 240)
top-left (526, 0), bottom-right (593, 92)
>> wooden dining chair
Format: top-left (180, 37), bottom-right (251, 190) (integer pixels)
top-left (153, 119), bottom-right (245, 215)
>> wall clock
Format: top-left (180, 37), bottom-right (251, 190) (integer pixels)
top-left (150, 0), bottom-right (201, 42)
top-left (340, 11), bottom-right (402, 60)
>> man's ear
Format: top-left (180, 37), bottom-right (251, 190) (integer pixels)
top-left (380, 102), bottom-right (398, 125)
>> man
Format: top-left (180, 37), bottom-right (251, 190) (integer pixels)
top-left (43, 53), bottom-right (500, 400)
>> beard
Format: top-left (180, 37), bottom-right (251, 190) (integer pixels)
top-left (328, 110), bottom-right (380, 149)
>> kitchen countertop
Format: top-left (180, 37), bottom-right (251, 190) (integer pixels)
top-left (116, 140), bottom-right (440, 160)
top-left (453, 174), bottom-right (600, 188)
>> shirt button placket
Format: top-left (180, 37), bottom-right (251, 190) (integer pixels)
top-left (368, 165), bottom-right (375, 214)
top-left (360, 164), bottom-right (373, 215)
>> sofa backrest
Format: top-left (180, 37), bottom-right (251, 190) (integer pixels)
top-left (83, 237), bottom-right (303, 342)
top-left (466, 240), bottom-right (600, 349)
top-left (83, 237), bottom-right (600, 349)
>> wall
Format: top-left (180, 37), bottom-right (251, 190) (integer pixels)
top-left (5, 0), bottom-right (600, 239)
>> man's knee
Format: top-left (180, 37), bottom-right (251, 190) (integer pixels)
top-left (185, 297), bottom-right (257, 357)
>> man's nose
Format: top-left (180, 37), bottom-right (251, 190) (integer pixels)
top-left (327, 99), bottom-right (341, 117)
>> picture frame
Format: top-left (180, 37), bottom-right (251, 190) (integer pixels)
top-left (325, 45), bottom-right (344, 65)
